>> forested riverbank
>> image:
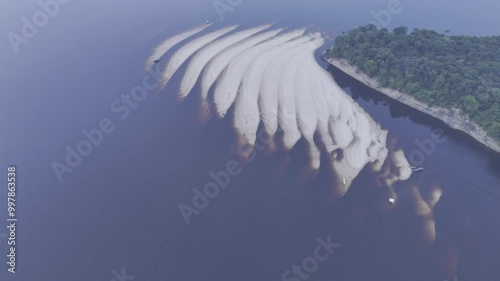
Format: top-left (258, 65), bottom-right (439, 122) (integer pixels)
top-left (326, 25), bottom-right (500, 147)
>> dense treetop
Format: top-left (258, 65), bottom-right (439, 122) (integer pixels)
top-left (328, 24), bottom-right (500, 140)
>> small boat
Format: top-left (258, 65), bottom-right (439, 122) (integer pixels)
top-left (222, 113), bottom-right (227, 119)
top-left (389, 198), bottom-right (395, 204)
top-left (412, 167), bottom-right (424, 172)
top-left (342, 177), bottom-right (346, 185)
top-left (153, 59), bottom-right (160, 63)
top-left (206, 20), bottom-right (210, 24)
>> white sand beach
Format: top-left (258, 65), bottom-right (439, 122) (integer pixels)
top-left (149, 24), bottom-right (419, 192)
top-left (213, 29), bottom-right (306, 119)
top-left (145, 24), bottom-right (212, 71)
top-left (178, 24), bottom-right (272, 100)
top-left (160, 26), bottom-right (237, 89)
top-left (233, 33), bottom-right (310, 149)
top-left (199, 28), bottom-right (282, 112)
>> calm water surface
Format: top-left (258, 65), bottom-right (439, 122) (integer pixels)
top-left (1, 0), bottom-right (499, 280)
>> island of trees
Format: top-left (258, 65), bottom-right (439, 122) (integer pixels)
top-left (328, 24), bottom-right (500, 140)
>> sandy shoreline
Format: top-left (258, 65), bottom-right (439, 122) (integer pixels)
top-left (151, 25), bottom-right (411, 187)
top-left (324, 56), bottom-right (500, 154)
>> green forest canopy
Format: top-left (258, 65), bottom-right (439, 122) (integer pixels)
top-left (328, 24), bottom-right (500, 140)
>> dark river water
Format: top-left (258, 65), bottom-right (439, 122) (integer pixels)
top-left (1, 0), bottom-right (499, 281)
